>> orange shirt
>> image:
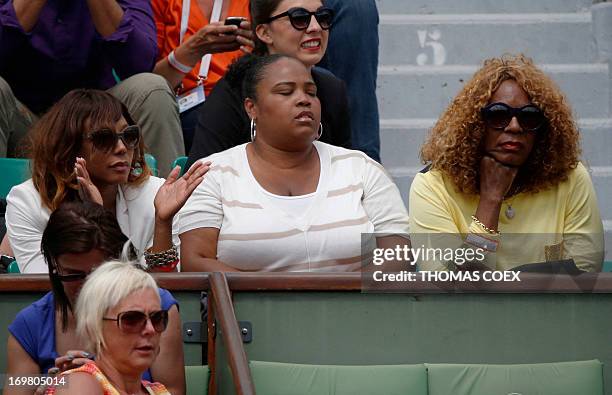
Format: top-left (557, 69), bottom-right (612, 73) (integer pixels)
top-left (153, 0), bottom-right (250, 96)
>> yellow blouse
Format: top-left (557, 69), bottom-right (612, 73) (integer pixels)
top-left (409, 163), bottom-right (604, 271)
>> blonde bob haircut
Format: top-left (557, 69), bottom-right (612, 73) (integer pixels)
top-left (75, 261), bottom-right (160, 355)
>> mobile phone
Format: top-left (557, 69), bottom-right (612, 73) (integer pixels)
top-left (224, 17), bottom-right (246, 27)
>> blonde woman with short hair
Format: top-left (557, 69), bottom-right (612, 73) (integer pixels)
top-left (48, 262), bottom-right (171, 395)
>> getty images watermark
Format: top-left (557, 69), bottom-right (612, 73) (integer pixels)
top-left (369, 244), bottom-right (520, 283)
top-left (358, 233), bottom-right (528, 292)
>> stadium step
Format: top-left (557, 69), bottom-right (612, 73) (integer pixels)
top-left (379, 13), bottom-right (595, 65)
top-left (377, 63), bottom-right (610, 119)
top-left (376, 0), bottom-right (592, 15)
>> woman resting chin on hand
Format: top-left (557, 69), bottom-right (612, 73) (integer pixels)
top-left (409, 54), bottom-right (604, 272)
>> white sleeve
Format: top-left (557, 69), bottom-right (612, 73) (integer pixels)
top-left (5, 185), bottom-right (49, 273)
top-left (178, 165), bottom-right (224, 234)
top-left (362, 160), bottom-right (410, 236)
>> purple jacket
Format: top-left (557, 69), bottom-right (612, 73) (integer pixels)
top-left (0, 0), bottom-right (157, 113)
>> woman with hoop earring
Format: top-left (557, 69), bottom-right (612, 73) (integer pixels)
top-left (179, 54), bottom-right (409, 272)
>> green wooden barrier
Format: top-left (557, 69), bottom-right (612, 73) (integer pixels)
top-left (213, 273), bottom-right (612, 395)
top-left (5, 273), bottom-right (612, 394)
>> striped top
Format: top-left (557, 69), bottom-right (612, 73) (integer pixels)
top-left (179, 142), bottom-right (409, 272)
top-left (45, 362), bottom-right (170, 394)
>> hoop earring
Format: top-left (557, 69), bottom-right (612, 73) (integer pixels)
top-left (317, 122), bottom-right (323, 140)
top-left (250, 119), bottom-right (257, 142)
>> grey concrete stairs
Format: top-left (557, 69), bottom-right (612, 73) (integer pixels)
top-left (375, 0), bottom-right (612, 257)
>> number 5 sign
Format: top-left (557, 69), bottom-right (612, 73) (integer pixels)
top-left (416, 29), bottom-right (447, 66)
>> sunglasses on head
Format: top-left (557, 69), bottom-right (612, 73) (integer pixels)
top-left (86, 125), bottom-right (141, 152)
top-left (103, 310), bottom-right (169, 334)
top-left (481, 102), bottom-right (546, 132)
top-left (265, 7), bottom-right (334, 30)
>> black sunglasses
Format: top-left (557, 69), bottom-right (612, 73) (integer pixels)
top-left (481, 102), bottom-right (546, 132)
top-left (54, 270), bottom-right (88, 283)
top-left (103, 310), bottom-right (169, 334)
top-left (86, 125), bottom-right (141, 152)
top-left (265, 7), bottom-right (334, 30)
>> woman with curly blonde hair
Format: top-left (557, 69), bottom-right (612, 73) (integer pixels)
top-left (409, 54), bottom-right (603, 272)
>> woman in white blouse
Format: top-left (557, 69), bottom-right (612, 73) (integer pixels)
top-left (6, 89), bottom-right (207, 273)
top-left (179, 54), bottom-right (409, 272)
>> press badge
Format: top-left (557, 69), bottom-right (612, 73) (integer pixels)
top-left (178, 84), bottom-right (205, 113)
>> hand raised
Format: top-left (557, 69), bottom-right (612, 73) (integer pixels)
top-left (154, 161), bottom-right (211, 223)
top-left (75, 157), bottom-right (103, 206)
top-left (479, 155), bottom-right (519, 201)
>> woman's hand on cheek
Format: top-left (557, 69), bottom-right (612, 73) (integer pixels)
top-left (479, 155), bottom-right (519, 201)
top-left (75, 157), bottom-right (103, 206)
top-left (154, 160), bottom-right (211, 222)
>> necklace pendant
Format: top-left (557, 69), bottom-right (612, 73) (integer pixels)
top-left (505, 205), bottom-right (515, 219)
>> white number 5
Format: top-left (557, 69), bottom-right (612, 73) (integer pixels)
top-left (416, 29), bottom-right (447, 66)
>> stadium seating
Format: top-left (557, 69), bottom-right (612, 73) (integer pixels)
top-left (144, 154), bottom-right (158, 177)
top-left (247, 360), bottom-right (603, 395)
top-left (171, 156), bottom-right (188, 176)
top-left (186, 365), bottom-right (209, 395)
top-left (0, 158), bottom-right (30, 199)
top-left (250, 361), bottom-right (428, 395)
top-left (426, 360), bottom-right (603, 395)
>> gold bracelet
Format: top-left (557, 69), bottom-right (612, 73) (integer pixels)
top-left (471, 215), bottom-right (500, 235)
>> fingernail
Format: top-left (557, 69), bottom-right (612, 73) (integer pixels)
top-left (66, 355), bottom-right (74, 361)
top-left (83, 352), bottom-right (93, 359)
top-left (48, 367), bottom-right (60, 375)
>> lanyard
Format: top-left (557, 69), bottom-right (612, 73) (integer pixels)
top-left (179, 0), bottom-right (224, 81)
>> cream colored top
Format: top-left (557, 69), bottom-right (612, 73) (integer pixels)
top-left (409, 163), bottom-right (604, 272)
top-left (179, 142), bottom-right (410, 272)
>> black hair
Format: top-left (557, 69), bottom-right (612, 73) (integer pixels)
top-left (249, 0), bottom-right (284, 55)
top-left (226, 53), bottom-right (293, 101)
top-left (42, 201), bottom-right (132, 330)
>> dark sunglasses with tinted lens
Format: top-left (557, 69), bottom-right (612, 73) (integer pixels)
top-left (103, 310), bottom-right (169, 334)
top-left (265, 7), bottom-right (334, 30)
top-left (54, 270), bottom-right (88, 282)
top-left (86, 125), bottom-right (141, 152)
top-left (481, 102), bottom-right (546, 132)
